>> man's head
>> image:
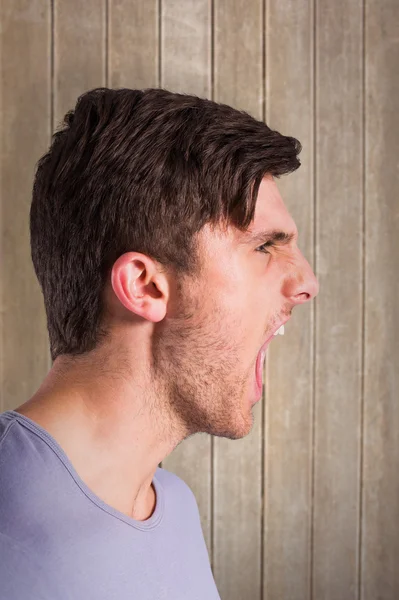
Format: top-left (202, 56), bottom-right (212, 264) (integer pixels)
top-left (30, 87), bottom-right (318, 440)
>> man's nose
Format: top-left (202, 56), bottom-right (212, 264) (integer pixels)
top-left (285, 251), bottom-right (319, 306)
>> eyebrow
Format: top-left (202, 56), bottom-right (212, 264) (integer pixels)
top-left (242, 229), bottom-right (298, 246)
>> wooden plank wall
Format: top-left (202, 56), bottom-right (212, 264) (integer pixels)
top-left (265, 2), bottom-right (314, 598)
top-left (1, 1), bottom-right (398, 599)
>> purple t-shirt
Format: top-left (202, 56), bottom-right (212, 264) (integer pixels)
top-left (0, 410), bottom-right (221, 599)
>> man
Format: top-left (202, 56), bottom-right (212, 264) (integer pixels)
top-left (0, 88), bottom-right (318, 599)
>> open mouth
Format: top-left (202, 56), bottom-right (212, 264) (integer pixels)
top-left (255, 324), bottom-right (285, 390)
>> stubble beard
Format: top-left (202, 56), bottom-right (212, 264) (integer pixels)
top-left (150, 296), bottom-right (254, 441)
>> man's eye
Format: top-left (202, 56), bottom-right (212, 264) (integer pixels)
top-left (256, 242), bottom-right (272, 254)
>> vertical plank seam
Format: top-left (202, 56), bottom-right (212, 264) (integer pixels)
top-left (158, 0), bottom-right (162, 470)
top-left (104, 0), bottom-right (109, 87)
top-left (158, 0), bottom-right (162, 88)
top-left (50, 0), bottom-right (55, 134)
top-left (210, 0), bottom-right (215, 100)
top-left (309, 0), bottom-right (317, 598)
top-left (210, 0), bottom-right (215, 574)
top-left (262, 1), bottom-right (268, 598)
top-left (260, 2), bottom-right (266, 597)
top-left (49, 0), bottom-right (55, 372)
top-left (0, 3), bottom-right (5, 412)
top-left (357, 0), bottom-right (366, 598)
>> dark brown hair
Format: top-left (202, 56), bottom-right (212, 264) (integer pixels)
top-left (30, 87), bottom-right (301, 362)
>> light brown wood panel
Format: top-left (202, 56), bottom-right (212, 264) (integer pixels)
top-left (313, 1), bottom-right (363, 598)
top-left (214, 0), bottom-right (263, 117)
top-left (54, 0), bottom-right (106, 127)
top-left (213, 2), bottom-right (263, 598)
top-left (1, 2), bottom-right (399, 597)
top-left (160, 0), bottom-right (213, 556)
top-left (264, 1), bottom-right (314, 598)
top-left (160, 0), bottom-right (211, 96)
top-left (0, 0), bottom-right (51, 411)
top-left (362, 1), bottom-right (399, 598)
top-left (109, 0), bottom-right (159, 89)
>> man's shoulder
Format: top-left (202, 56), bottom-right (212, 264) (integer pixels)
top-left (0, 412), bottom-right (25, 490)
top-left (0, 411), bottom-right (16, 445)
top-left (156, 465), bottom-right (194, 493)
top-left (155, 466), bottom-right (199, 507)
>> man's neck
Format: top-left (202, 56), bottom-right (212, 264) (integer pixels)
top-left (14, 358), bottom-right (184, 521)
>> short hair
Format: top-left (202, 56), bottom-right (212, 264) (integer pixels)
top-left (30, 87), bottom-right (301, 361)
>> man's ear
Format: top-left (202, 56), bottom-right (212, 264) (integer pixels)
top-left (110, 252), bottom-right (169, 323)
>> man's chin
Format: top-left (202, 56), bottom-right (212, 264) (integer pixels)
top-left (208, 405), bottom-right (255, 440)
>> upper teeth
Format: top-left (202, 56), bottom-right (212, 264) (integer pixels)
top-left (273, 325), bottom-right (285, 336)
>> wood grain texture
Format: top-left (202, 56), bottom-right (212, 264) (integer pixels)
top-left (160, 0), bottom-right (213, 556)
top-left (54, 0), bottom-right (106, 127)
top-left (264, 1), bottom-right (314, 598)
top-left (362, 1), bottom-right (399, 598)
top-left (214, 0), bottom-right (263, 118)
top-left (212, 2), bottom-right (263, 598)
top-left (1, 2), bottom-right (398, 597)
top-left (109, 0), bottom-right (159, 89)
top-left (313, 0), bottom-right (363, 598)
top-left (0, 0), bottom-right (51, 411)
top-left (160, 0), bottom-right (211, 96)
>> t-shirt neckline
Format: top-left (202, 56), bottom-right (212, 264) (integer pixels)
top-left (2, 410), bottom-right (165, 532)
